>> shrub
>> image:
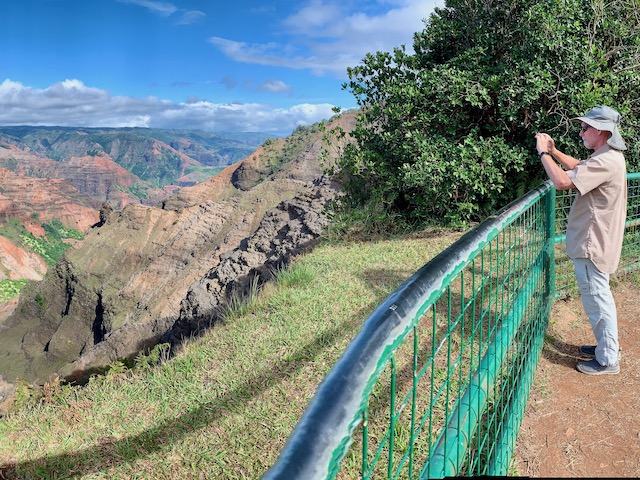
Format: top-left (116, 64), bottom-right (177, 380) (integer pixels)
top-left (336, 0), bottom-right (640, 226)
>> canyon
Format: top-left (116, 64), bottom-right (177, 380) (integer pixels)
top-left (0, 126), bottom-right (269, 285)
top-left (0, 113), bottom-right (355, 410)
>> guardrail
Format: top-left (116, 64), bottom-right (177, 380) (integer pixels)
top-left (265, 173), bottom-right (640, 479)
top-left (555, 172), bottom-right (640, 297)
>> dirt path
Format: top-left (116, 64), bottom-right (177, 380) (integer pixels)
top-left (514, 276), bottom-right (640, 477)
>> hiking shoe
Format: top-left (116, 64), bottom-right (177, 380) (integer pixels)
top-left (576, 358), bottom-right (620, 375)
top-left (579, 345), bottom-right (622, 360)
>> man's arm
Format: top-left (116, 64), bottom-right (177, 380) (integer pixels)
top-left (540, 153), bottom-right (575, 190)
top-left (547, 147), bottom-right (580, 171)
top-left (535, 133), bottom-right (577, 190)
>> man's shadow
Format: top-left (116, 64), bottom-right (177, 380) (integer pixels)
top-left (540, 335), bottom-right (585, 370)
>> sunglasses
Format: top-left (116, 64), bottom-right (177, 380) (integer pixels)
top-left (580, 124), bottom-right (592, 133)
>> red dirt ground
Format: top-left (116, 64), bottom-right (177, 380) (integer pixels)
top-left (514, 276), bottom-right (640, 477)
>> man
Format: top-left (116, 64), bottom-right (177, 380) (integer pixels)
top-left (535, 105), bottom-right (627, 375)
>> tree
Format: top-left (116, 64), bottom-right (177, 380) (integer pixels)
top-left (336, 0), bottom-right (640, 226)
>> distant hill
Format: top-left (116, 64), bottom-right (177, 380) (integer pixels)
top-left (0, 126), bottom-right (274, 288)
top-left (0, 126), bottom-right (273, 200)
top-left (0, 126), bottom-right (271, 169)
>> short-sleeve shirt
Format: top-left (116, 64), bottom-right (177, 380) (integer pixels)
top-left (565, 145), bottom-right (627, 274)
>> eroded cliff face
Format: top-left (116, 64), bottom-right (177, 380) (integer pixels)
top-left (0, 113), bottom-right (356, 392)
top-left (0, 167), bottom-right (101, 231)
top-left (0, 162), bottom-right (102, 291)
top-left (0, 142), bottom-right (158, 209)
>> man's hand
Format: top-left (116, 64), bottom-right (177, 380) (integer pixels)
top-left (535, 133), bottom-right (555, 155)
top-left (535, 132), bottom-right (576, 190)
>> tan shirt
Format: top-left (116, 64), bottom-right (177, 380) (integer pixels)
top-left (565, 145), bottom-right (627, 274)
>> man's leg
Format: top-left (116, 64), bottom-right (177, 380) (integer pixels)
top-left (573, 258), bottom-right (620, 367)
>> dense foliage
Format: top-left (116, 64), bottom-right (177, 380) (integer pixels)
top-left (0, 279), bottom-right (28, 303)
top-left (0, 219), bottom-right (85, 301)
top-left (0, 218), bottom-right (85, 269)
top-left (336, 0), bottom-right (640, 225)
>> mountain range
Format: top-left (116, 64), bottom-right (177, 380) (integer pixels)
top-left (0, 126), bottom-right (271, 206)
top-left (0, 126), bottom-right (272, 283)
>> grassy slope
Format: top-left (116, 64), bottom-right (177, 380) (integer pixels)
top-left (0, 228), bottom-right (463, 479)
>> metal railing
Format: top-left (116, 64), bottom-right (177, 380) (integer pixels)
top-left (555, 172), bottom-right (640, 297)
top-left (265, 173), bottom-right (640, 479)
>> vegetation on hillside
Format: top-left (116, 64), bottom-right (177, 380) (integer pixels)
top-left (0, 219), bottom-right (85, 301)
top-left (333, 0), bottom-right (640, 226)
top-left (258, 123), bottom-right (325, 176)
top-left (0, 279), bottom-right (28, 303)
top-left (19, 219), bottom-right (84, 268)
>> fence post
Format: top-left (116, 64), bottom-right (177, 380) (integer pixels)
top-left (545, 186), bottom-right (556, 301)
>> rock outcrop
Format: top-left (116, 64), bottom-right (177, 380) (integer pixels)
top-left (0, 113), bottom-right (356, 395)
top-left (168, 177), bottom-right (338, 343)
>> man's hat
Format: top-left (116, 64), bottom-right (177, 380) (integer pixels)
top-left (572, 105), bottom-right (627, 151)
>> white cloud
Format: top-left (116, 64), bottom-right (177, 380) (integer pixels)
top-left (211, 0), bottom-right (443, 77)
top-left (209, 38), bottom-right (304, 69)
top-left (118, 1), bottom-right (205, 25)
top-left (282, 0), bottom-right (342, 30)
top-left (0, 79), bottom-right (334, 135)
top-left (258, 80), bottom-right (293, 95)
top-left (177, 10), bottom-right (206, 25)
top-left (117, 0), bottom-right (178, 17)
top-left (209, 37), bottom-right (339, 76)
top-left (156, 101), bottom-right (335, 133)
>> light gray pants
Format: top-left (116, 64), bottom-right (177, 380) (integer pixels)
top-left (573, 258), bottom-right (620, 366)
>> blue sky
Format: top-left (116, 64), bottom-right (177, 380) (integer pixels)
top-left (0, 0), bottom-right (442, 135)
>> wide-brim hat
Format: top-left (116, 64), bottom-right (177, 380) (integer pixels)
top-left (572, 105), bottom-right (627, 151)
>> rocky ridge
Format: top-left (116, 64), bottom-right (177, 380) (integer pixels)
top-left (0, 113), bottom-right (355, 408)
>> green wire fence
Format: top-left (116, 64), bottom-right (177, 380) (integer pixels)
top-left (555, 172), bottom-right (640, 297)
top-left (264, 173), bottom-right (640, 479)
